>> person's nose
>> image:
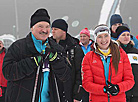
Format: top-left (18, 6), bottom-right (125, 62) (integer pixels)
top-left (52, 29), bottom-right (55, 33)
top-left (102, 37), bottom-right (106, 41)
top-left (42, 28), bottom-right (48, 33)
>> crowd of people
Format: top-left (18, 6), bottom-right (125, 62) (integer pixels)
top-left (0, 8), bottom-right (138, 102)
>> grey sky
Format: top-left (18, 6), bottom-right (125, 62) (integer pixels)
top-left (0, 0), bottom-right (138, 39)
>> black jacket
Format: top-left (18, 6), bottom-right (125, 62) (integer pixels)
top-left (51, 33), bottom-right (84, 101)
top-left (2, 33), bottom-right (71, 102)
top-left (120, 42), bottom-right (138, 97)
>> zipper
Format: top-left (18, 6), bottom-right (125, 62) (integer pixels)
top-left (108, 94), bottom-right (110, 102)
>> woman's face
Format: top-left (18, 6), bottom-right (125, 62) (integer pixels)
top-left (96, 33), bottom-right (111, 50)
top-left (118, 31), bottom-right (130, 45)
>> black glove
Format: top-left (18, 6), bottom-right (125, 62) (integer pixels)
top-left (44, 47), bottom-right (58, 62)
top-left (32, 55), bottom-right (43, 67)
top-left (104, 80), bottom-right (119, 96)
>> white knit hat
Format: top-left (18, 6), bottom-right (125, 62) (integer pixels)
top-left (93, 25), bottom-right (110, 42)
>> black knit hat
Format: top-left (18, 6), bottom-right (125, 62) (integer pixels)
top-left (51, 19), bottom-right (68, 32)
top-left (110, 14), bottom-right (123, 26)
top-left (30, 8), bottom-right (50, 28)
top-left (116, 26), bottom-right (130, 39)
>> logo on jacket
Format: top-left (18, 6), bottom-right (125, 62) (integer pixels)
top-left (42, 60), bottom-right (50, 72)
top-left (119, 61), bottom-right (122, 63)
top-left (92, 60), bottom-right (97, 63)
top-left (127, 54), bottom-right (138, 64)
top-left (133, 56), bottom-right (137, 61)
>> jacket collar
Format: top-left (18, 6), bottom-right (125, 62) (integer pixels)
top-left (120, 41), bottom-right (133, 52)
top-left (0, 47), bottom-right (6, 54)
top-left (79, 39), bottom-right (93, 46)
top-left (31, 33), bottom-right (48, 54)
top-left (92, 42), bottom-right (114, 58)
top-left (26, 33), bottom-right (40, 54)
top-left (110, 28), bottom-right (118, 38)
top-left (51, 33), bottom-right (78, 50)
top-left (26, 33), bottom-right (65, 54)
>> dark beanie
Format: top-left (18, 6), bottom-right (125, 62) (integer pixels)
top-left (51, 19), bottom-right (68, 32)
top-left (110, 14), bottom-right (123, 26)
top-left (30, 8), bottom-right (50, 28)
top-left (116, 26), bottom-right (130, 39)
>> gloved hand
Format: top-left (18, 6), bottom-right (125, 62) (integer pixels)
top-left (104, 80), bottom-right (119, 96)
top-left (44, 47), bottom-right (58, 62)
top-left (33, 55), bottom-right (43, 67)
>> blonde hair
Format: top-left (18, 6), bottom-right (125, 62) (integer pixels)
top-left (116, 40), bottom-right (135, 46)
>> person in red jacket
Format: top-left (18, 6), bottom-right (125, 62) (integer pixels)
top-left (82, 24), bottom-right (135, 102)
top-left (0, 39), bottom-right (7, 102)
top-left (136, 35), bottom-right (138, 40)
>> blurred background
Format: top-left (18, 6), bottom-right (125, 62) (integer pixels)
top-left (0, 0), bottom-right (137, 47)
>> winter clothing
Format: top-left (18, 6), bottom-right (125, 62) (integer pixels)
top-left (51, 19), bottom-right (68, 32)
top-left (110, 28), bottom-right (118, 40)
top-left (116, 26), bottom-right (130, 39)
top-left (110, 14), bottom-right (123, 40)
top-left (119, 41), bottom-right (138, 102)
top-left (94, 25), bottom-right (110, 42)
top-left (100, 52), bottom-right (111, 83)
top-left (110, 14), bottom-right (123, 26)
top-left (79, 40), bottom-right (93, 55)
top-left (79, 39), bottom-right (93, 102)
top-left (104, 81), bottom-right (119, 96)
top-left (30, 8), bottom-right (50, 28)
top-left (2, 33), bottom-right (71, 102)
top-left (110, 28), bottom-right (138, 49)
top-left (131, 35), bottom-right (138, 49)
top-left (80, 28), bottom-right (90, 38)
top-left (31, 33), bottom-right (50, 102)
top-left (136, 35), bottom-right (138, 40)
top-left (98, 48), bottom-right (111, 57)
top-left (82, 43), bottom-right (135, 102)
top-left (0, 47), bottom-right (7, 102)
top-left (51, 33), bottom-right (84, 101)
top-left (115, 25), bottom-right (138, 49)
top-left (0, 87), bottom-right (6, 101)
top-left (0, 48), bottom-right (7, 87)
